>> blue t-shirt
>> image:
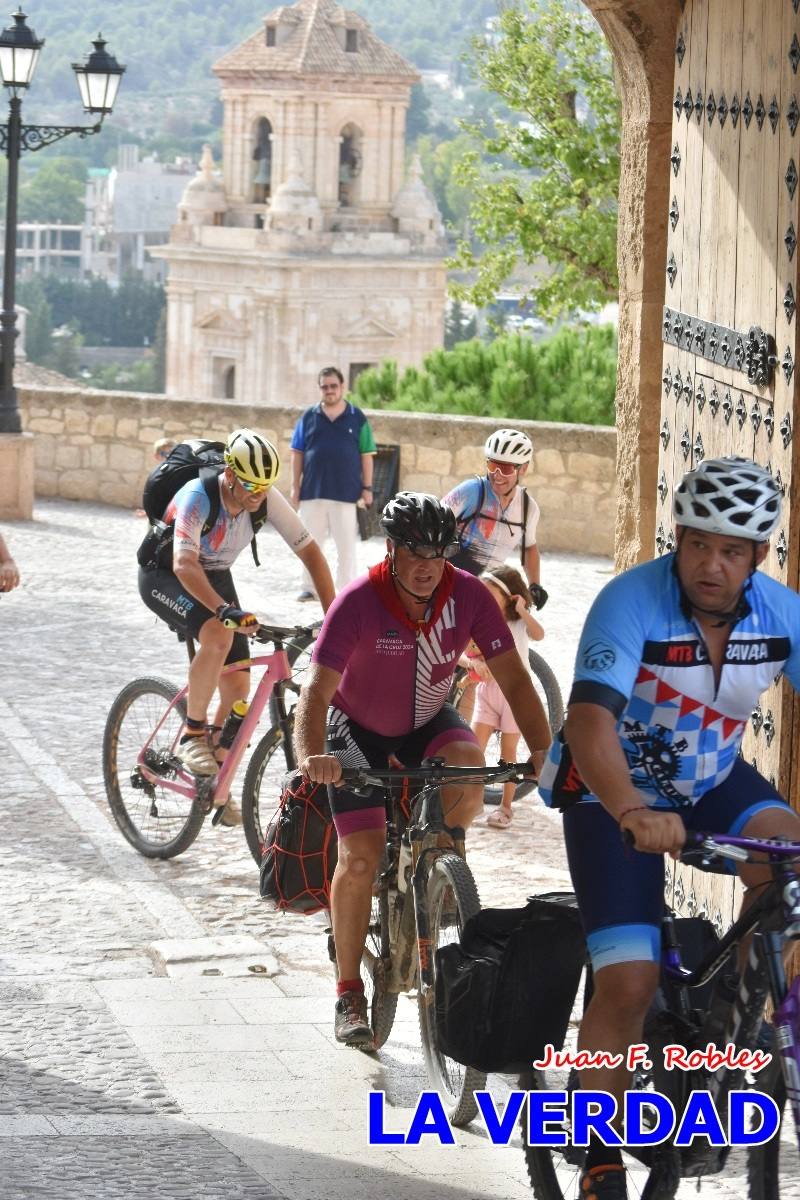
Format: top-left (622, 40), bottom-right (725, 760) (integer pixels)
top-left (538, 554), bottom-right (800, 810)
top-left (290, 402), bottom-right (376, 503)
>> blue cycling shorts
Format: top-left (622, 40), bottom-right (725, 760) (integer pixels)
top-left (563, 758), bottom-right (791, 972)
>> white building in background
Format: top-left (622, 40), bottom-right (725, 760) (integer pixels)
top-left (83, 145), bottom-right (195, 284)
top-left (152, 0), bottom-right (447, 406)
top-left (8, 222), bottom-right (84, 279)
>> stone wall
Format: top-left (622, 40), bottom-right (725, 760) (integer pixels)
top-left (19, 386), bottom-right (616, 555)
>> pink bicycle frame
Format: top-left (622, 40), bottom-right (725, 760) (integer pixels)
top-left (136, 648), bottom-right (292, 806)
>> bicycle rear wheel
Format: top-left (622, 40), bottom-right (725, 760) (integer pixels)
top-left (519, 966), bottom-right (655, 1200)
top-left (418, 852), bottom-right (486, 1126)
top-left (747, 1048), bottom-right (800, 1200)
top-left (361, 880), bottom-right (399, 1051)
top-left (103, 676), bottom-right (206, 859)
top-left (241, 713), bottom-right (295, 865)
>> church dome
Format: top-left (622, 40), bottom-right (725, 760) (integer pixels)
top-left (179, 145), bottom-right (227, 219)
top-left (388, 156), bottom-right (443, 242)
top-left (271, 153), bottom-right (322, 218)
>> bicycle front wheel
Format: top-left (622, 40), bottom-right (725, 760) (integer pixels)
top-left (361, 880), bottom-right (399, 1050)
top-left (747, 1048), bottom-right (800, 1200)
top-left (103, 676), bottom-right (206, 859)
top-left (418, 852), bottom-right (486, 1126)
top-left (241, 714), bottom-right (295, 865)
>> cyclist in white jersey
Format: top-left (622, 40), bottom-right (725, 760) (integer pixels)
top-left (442, 428), bottom-right (547, 610)
top-left (139, 429), bottom-right (335, 805)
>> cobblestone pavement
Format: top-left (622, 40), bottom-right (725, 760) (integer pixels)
top-left (0, 500), bottom-right (787, 1199)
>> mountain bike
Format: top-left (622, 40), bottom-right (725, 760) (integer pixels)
top-left (102, 622), bottom-right (317, 860)
top-left (519, 828), bottom-right (800, 1200)
top-left (337, 759), bottom-right (535, 1127)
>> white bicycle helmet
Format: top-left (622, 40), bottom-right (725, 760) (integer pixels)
top-left (484, 428), bottom-right (533, 465)
top-left (673, 456), bottom-right (782, 540)
top-left (224, 428), bottom-right (280, 486)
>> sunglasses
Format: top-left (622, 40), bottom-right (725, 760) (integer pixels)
top-left (403, 542), bottom-right (460, 561)
top-left (487, 459), bottom-right (519, 476)
top-left (237, 477), bottom-right (271, 494)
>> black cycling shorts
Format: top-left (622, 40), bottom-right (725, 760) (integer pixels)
top-left (138, 565), bottom-right (249, 666)
top-left (563, 758), bottom-right (791, 972)
top-left (325, 704), bottom-right (478, 838)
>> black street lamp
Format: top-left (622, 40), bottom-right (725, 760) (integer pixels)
top-left (0, 9), bottom-right (124, 433)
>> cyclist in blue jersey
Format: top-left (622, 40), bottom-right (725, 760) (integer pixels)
top-left (537, 456), bottom-right (800, 1200)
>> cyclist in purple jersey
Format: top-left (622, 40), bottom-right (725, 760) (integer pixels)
top-left (546, 457), bottom-right (800, 1200)
top-left (293, 492), bottom-right (552, 1046)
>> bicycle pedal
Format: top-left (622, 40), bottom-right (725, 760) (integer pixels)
top-left (211, 806), bottom-right (225, 827)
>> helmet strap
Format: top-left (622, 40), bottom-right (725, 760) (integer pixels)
top-left (673, 538), bottom-right (753, 627)
top-left (388, 548), bottom-right (434, 605)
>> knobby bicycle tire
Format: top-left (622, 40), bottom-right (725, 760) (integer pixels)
top-left (418, 852), bottom-right (486, 1127)
top-left (241, 713), bottom-right (295, 865)
top-left (527, 649), bottom-right (564, 733)
top-left (361, 878), bottom-right (399, 1050)
top-left (747, 1048), bottom-right (799, 1200)
top-left (103, 676), bottom-right (206, 859)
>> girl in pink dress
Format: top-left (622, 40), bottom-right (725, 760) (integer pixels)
top-left (467, 564), bottom-right (544, 828)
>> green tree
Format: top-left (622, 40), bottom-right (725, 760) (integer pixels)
top-left (352, 325), bottom-right (617, 425)
top-left (18, 157), bottom-right (87, 223)
top-left (152, 308), bottom-right (167, 392)
top-left (444, 298), bottom-right (478, 349)
top-left (416, 133), bottom-right (475, 233)
top-left (17, 277), bottom-right (53, 363)
top-left (451, 0), bottom-right (621, 320)
top-left (47, 322), bottom-right (83, 379)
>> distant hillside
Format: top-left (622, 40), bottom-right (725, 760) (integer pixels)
top-left (24, 0), bottom-right (498, 106)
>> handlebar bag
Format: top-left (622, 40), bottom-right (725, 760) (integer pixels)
top-left (259, 774), bottom-right (338, 915)
top-left (434, 892), bottom-right (587, 1072)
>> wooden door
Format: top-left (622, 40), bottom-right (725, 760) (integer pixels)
top-left (659, 0), bottom-right (800, 929)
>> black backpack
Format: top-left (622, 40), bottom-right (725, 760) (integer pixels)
top-left (137, 439), bottom-right (267, 571)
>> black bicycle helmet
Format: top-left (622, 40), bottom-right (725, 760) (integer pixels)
top-left (380, 491), bottom-right (460, 556)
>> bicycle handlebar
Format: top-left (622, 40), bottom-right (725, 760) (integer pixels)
top-left (622, 824), bottom-right (800, 862)
top-left (219, 620), bottom-right (321, 641)
top-left (338, 760), bottom-right (536, 789)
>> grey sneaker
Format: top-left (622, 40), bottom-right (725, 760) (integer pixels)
top-left (218, 800), bottom-right (242, 827)
top-left (297, 589), bottom-right (316, 602)
top-left (178, 737), bottom-right (218, 776)
top-left (334, 991), bottom-right (372, 1047)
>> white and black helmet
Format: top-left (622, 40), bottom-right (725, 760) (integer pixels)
top-left (673, 456), bottom-right (782, 541)
top-left (224, 428), bottom-right (280, 487)
top-left (484, 428), bottom-right (533, 465)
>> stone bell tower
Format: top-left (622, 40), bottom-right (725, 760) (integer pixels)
top-left (154, 0), bottom-right (446, 406)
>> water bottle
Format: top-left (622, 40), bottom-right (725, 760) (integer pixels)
top-left (218, 700), bottom-right (249, 749)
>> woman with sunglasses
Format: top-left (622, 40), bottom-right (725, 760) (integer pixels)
top-left (442, 427), bottom-right (547, 612)
top-left (138, 427), bottom-right (334, 807)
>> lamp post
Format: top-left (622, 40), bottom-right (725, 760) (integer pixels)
top-left (0, 8), bottom-right (124, 433)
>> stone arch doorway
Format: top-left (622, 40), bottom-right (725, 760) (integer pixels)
top-left (252, 117), bottom-right (273, 203)
top-left (580, 0), bottom-right (800, 926)
top-left (338, 122), bottom-right (363, 207)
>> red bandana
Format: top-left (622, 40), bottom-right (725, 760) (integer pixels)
top-left (368, 556), bottom-right (456, 634)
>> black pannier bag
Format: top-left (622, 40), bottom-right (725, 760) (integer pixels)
top-left (434, 892), bottom-right (587, 1073)
top-left (259, 774), bottom-right (338, 915)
